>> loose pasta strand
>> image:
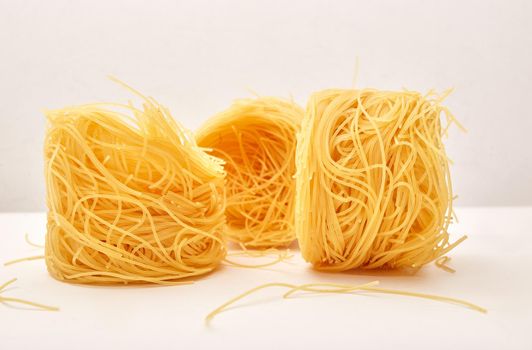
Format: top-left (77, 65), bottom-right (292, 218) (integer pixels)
top-left (25, 233), bottom-right (45, 248)
top-left (205, 281), bottom-right (485, 322)
top-left (435, 256), bottom-right (456, 273)
top-left (4, 255), bottom-right (45, 266)
top-left (0, 278), bottom-right (59, 311)
top-left (4, 234), bottom-right (46, 266)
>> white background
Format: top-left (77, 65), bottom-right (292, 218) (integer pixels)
top-left (1, 208), bottom-right (531, 349)
top-left (1, 0), bottom-right (532, 210)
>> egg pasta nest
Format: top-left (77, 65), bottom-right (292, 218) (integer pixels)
top-left (44, 93), bottom-right (226, 285)
top-left (295, 89), bottom-right (464, 271)
top-left (197, 97), bottom-right (303, 248)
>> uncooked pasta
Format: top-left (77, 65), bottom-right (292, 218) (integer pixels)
top-left (196, 97), bottom-right (303, 248)
top-left (44, 83), bottom-right (226, 285)
top-left (205, 281), bottom-right (486, 322)
top-left (435, 256), bottom-right (455, 273)
top-left (0, 278), bottom-right (58, 311)
top-left (295, 88), bottom-right (465, 271)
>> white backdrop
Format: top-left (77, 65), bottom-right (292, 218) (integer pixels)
top-left (1, 0), bottom-right (531, 211)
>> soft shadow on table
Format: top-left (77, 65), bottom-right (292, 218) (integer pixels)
top-left (304, 253), bottom-right (495, 284)
top-left (59, 268), bottom-right (219, 290)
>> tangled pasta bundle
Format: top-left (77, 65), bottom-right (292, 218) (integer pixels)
top-left (295, 89), bottom-right (464, 271)
top-left (197, 97), bottom-right (303, 248)
top-left (44, 88), bottom-right (226, 285)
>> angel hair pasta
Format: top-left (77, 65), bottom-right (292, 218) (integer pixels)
top-left (44, 86), bottom-right (226, 285)
top-left (295, 88), bottom-right (465, 271)
top-left (196, 97), bottom-right (303, 248)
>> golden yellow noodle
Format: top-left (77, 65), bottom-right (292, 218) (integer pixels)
top-left (295, 89), bottom-right (465, 271)
top-left (4, 255), bottom-right (44, 266)
top-left (196, 97), bottom-right (303, 248)
top-left (435, 256), bottom-right (455, 273)
top-left (0, 278), bottom-right (59, 311)
top-left (25, 233), bottom-right (45, 248)
top-left (44, 86), bottom-right (226, 285)
top-left (205, 281), bottom-right (486, 322)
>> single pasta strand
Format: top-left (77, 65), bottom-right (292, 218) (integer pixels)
top-left (44, 81), bottom-right (227, 285)
top-left (0, 278), bottom-right (59, 311)
top-left (25, 233), bottom-right (45, 248)
top-left (282, 281), bottom-right (380, 298)
top-left (4, 255), bottom-right (45, 266)
top-left (205, 282), bottom-right (294, 322)
top-left (361, 286), bottom-right (485, 313)
top-left (295, 89), bottom-right (464, 271)
top-left (435, 256), bottom-right (456, 273)
top-left (206, 282), bottom-right (378, 322)
top-left (205, 281), bottom-right (486, 323)
top-left (197, 97), bottom-right (303, 248)
top-left (3, 234), bottom-right (44, 266)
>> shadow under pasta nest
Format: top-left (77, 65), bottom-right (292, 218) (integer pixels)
top-left (305, 265), bottom-right (429, 279)
top-left (55, 268), bottom-right (220, 290)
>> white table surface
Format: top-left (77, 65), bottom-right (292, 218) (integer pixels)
top-left (1, 207), bottom-right (531, 350)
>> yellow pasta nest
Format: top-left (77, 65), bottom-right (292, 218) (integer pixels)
top-left (295, 89), bottom-right (465, 271)
top-left (44, 93), bottom-right (226, 285)
top-left (197, 97), bottom-right (303, 248)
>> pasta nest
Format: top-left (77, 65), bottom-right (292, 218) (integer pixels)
top-left (197, 97), bottom-right (303, 248)
top-left (44, 95), bottom-right (226, 284)
top-left (295, 89), bottom-right (464, 271)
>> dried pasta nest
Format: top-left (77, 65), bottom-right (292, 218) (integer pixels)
top-left (197, 97), bottom-right (303, 248)
top-left (44, 93), bottom-right (226, 285)
top-left (295, 89), bottom-right (465, 271)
